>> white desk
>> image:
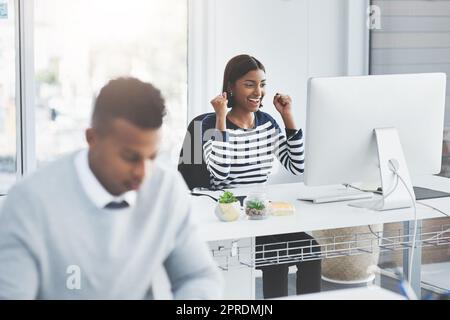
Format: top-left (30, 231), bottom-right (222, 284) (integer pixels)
top-left (191, 175), bottom-right (450, 299)
top-left (281, 286), bottom-right (406, 300)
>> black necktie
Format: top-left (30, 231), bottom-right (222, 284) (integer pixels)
top-left (104, 200), bottom-right (130, 210)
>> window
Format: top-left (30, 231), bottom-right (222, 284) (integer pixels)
top-left (0, 0), bottom-right (16, 194)
top-left (370, 0), bottom-right (450, 295)
top-left (370, 0), bottom-right (450, 177)
top-left (34, 0), bottom-right (187, 166)
top-left (370, 0), bottom-right (450, 127)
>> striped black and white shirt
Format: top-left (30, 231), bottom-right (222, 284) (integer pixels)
top-left (201, 111), bottom-right (304, 190)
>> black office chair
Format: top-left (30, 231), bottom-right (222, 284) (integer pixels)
top-left (178, 113), bottom-right (214, 190)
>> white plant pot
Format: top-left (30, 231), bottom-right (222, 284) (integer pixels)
top-left (215, 201), bottom-right (241, 222)
top-left (312, 224), bottom-right (383, 284)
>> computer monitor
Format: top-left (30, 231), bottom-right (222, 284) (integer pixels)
top-left (304, 73), bottom-right (447, 210)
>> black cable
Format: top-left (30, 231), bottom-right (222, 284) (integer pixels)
top-left (190, 192), bottom-right (218, 202)
top-left (417, 201), bottom-right (450, 218)
top-left (343, 183), bottom-right (383, 194)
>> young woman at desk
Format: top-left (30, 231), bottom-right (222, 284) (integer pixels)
top-left (200, 54), bottom-right (321, 298)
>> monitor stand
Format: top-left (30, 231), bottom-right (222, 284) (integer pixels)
top-left (349, 127), bottom-right (415, 211)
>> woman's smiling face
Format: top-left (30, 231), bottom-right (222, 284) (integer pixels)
top-left (230, 69), bottom-right (266, 112)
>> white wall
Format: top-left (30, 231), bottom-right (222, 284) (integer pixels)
top-left (188, 0), bottom-right (369, 183)
top-left (212, 0), bottom-right (309, 132)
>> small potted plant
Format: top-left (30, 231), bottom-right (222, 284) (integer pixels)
top-left (215, 191), bottom-right (241, 222)
top-left (244, 193), bottom-right (269, 220)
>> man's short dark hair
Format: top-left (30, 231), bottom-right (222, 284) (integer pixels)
top-left (92, 77), bottom-right (166, 132)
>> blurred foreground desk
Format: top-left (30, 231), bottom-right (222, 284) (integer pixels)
top-left (281, 286), bottom-right (405, 300)
top-left (191, 176), bottom-right (450, 299)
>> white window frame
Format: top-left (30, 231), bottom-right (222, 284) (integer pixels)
top-left (14, 0), bottom-right (35, 179)
top-left (346, 0), bottom-right (370, 76)
top-left (187, 0), bottom-right (216, 123)
top-left (17, 0), bottom-right (193, 177)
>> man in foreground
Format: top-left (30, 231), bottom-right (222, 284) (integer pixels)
top-left (0, 77), bottom-right (223, 299)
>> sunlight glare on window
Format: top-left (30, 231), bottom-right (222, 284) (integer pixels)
top-left (34, 0), bottom-right (187, 166)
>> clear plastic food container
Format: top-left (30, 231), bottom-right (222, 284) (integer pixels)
top-left (244, 192), bottom-right (269, 220)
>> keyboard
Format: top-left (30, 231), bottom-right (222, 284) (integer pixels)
top-left (298, 189), bottom-right (374, 204)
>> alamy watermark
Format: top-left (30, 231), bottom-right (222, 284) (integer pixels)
top-left (178, 121), bottom-right (304, 176)
top-left (66, 265), bottom-right (81, 290)
top-left (367, 5), bottom-right (381, 30)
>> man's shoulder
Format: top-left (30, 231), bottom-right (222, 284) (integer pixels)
top-left (9, 153), bottom-right (77, 198)
top-left (152, 159), bottom-right (186, 186)
top-left (2, 152), bottom-right (78, 221)
top-left (138, 159), bottom-right (190, 215)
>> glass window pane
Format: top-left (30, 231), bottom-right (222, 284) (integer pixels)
top-left (0, 0), bottom-right (17, 194)
top-left (370, 0), bottom-right (450, 296)
top-left (34, 0), bottom-right (187, 166)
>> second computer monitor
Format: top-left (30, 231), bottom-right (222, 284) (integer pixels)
top-left (304, 73), bottom-right (446, 187)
